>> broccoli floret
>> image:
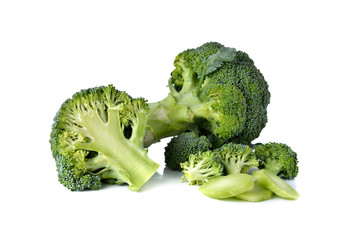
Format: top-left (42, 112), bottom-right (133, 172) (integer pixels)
top-left (144, 42), bottom-right (270, 147)
top-left (254, 142), bottom-right (299, 180)
top-left (164, 132), bottom-right (212, 171)
top-left (180, 151), bottom-right (224, 185)
top-left (221, 51), bottom-right (270, 144)
top-left (214, 143), bottom-right (258, 175)
top-left (50, 85), bottom-right (160, 191)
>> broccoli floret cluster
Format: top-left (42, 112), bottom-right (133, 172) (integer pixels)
top-left (178, 142), bottom-right (259, 185)
top-left (50, 42), bottom-right (299, 199)
top-left (177, 141), bottom-right (299, 201)
top-left (255, 142), bottom-right (299, 180)
top-left (164, 132), bottom-right (212, 171)
top-left (50, 85), bottom-right (159, 191)
top-left (214, 143), bottom-right (258, 175)
top-left (144, 42), bottom-right (270, 147)
top-left (165, 133), bottom-right (298, 185)
top-left (180, 151), bottom-right (224, 185)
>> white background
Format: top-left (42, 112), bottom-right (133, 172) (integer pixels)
top-left (1, 0), bottom-right (357, 239)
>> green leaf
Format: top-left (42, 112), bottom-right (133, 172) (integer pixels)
top-left (196, 47), bottom-right (236, 93)
top-left (203, 47), bottom-right (236, 76)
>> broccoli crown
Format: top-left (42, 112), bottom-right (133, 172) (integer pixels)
top-left (173, 42), bottom-right (269, 144)
top-left (145, 42), bottom-right (270, 147)
top-left (214, 143), bottom-right (258, 174)
top-left (254, 142), bottom-right (298, 180)
top-left (50, 85), bottom-right (159, 191)
top-left (164, 132), bottom-right (212, 171)
top-left (180, 151), bottom-right (224, 185)
top-left (168, 43), bottom-right (247, 141)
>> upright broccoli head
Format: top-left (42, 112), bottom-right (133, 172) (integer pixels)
top-left (214, 143), bottom-right (258, 175)
top-left (50, 85), bottom-right (159, 191)
top-left (254, 142), bottom-right (299, 180)
top-left (180, 151), bottom-right (224, 185)
top-left (144, 42), bottom-right (269, 147)
top-left (164, 132), bottom-right (212, 171)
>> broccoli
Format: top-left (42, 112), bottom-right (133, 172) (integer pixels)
top-left (144, 42), bottom-right (270, 147)
top-left (235, 181), bottom-right (274, 202)
top-left (252, 169), bottom-right (299, 200)
top-left (199, 173), bottom-right (254, 199)
top-left (254, 142), bottom-right (299, 180)
top-left (214, 143), bottom-right (258, 175)
top-left (50, 85), bottom-right (160, 191)
top-left (180, 151), bottom-right (224, 185)
top-left (164, 132), bottom-right (212, 171)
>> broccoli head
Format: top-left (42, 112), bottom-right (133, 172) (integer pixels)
top-left (214, 143), bottom-right (258, 174)
top-left (254, 142), bottom-right (299, 180)
top-left (50, 85), bottom-right (159, 191)
top-left (164, 132), bottom-right (212, 171)
top-left (180, 151), bottom-right (224, 185)
top-left (144, 42), bottom-right (270, 147)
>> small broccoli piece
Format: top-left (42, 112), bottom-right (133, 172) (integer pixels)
top-left (254, 142), bottom-right (299, 180)
top-left (164, 132), bottom-right (212, 171)
top-left (144, 42), bottom-right (270, 147)
top-left (214, 143), bottom-right (258, 175)
top-left (180, 151), bottom-right (223, 185)
top-left (50, 85), bottom-right (160, 191)
top-left (252, 169), bottom-right (299, 200)
top-left (199, 173), bottom-right (254, 199)
top-left (235, 181), bottom-right (273, 202)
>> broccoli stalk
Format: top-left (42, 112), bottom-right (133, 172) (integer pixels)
top-left (199, 174), bottom-right (254, 199)
top-left (144, 94), bottom-right (196, 146)
top-left (50, 85), bottom-right (159, 191)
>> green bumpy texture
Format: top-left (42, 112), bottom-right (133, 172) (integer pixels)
top-left (202, 83), bottom-right (246, 141)
top-left (171, 42), bottom-right (270, 144)
top-left (50, 85), bottom-right (159, 191)
top-left (164, 132), bottom-right (212, 171)
top-left (214, 143), bottom-right (258, 175)
top-left (50, 88), bottom-right (108, 191)
top-left (210, 51), bottom-right (270, 144)
top-left (51, 154), bottom-right (102, 191)
top-left (254, 142), bottom-right (299, 180)
top-left (180, 151), bottom-right (224, 185)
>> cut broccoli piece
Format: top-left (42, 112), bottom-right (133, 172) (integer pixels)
top-left (255, 142), bottom-right (299, 179)
top-left (252, 169), bottom-right (299, 200)
top-left (164, 132), bottom-right (212, 171)
top-left (235, 181), bottom-right (273, 202)
top-left (214, 143), bottom-right (258, 174)
top-left (50, 85), bottom-right (159, 191)
top-left (144, 42), bottom-right (270, 147)
top-left (180, 151), bottom-right (223, 185)
top-left (199, 173), bottom-right (254, 199)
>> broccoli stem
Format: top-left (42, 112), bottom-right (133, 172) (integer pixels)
top-left (264, 158), bottom-right (284, 176)
top-left (144, 76), bottom-right (217, 147)
top-left (189, 102), bottom-right (218, 122)
top-left (103, 142), bottom-right (159, 191)
top-left (223, 159), bottom-right (241, 175)
top-left (129, 111), bottom-right (149, 148)
top-left (144, 96), bottom-right (217, 147)
top-left (75, 108), bottom-right (159, 191)
top-left (144, 94), bottom-right (195, 147)
top-left (144, 62), bottom-right (214, 146)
